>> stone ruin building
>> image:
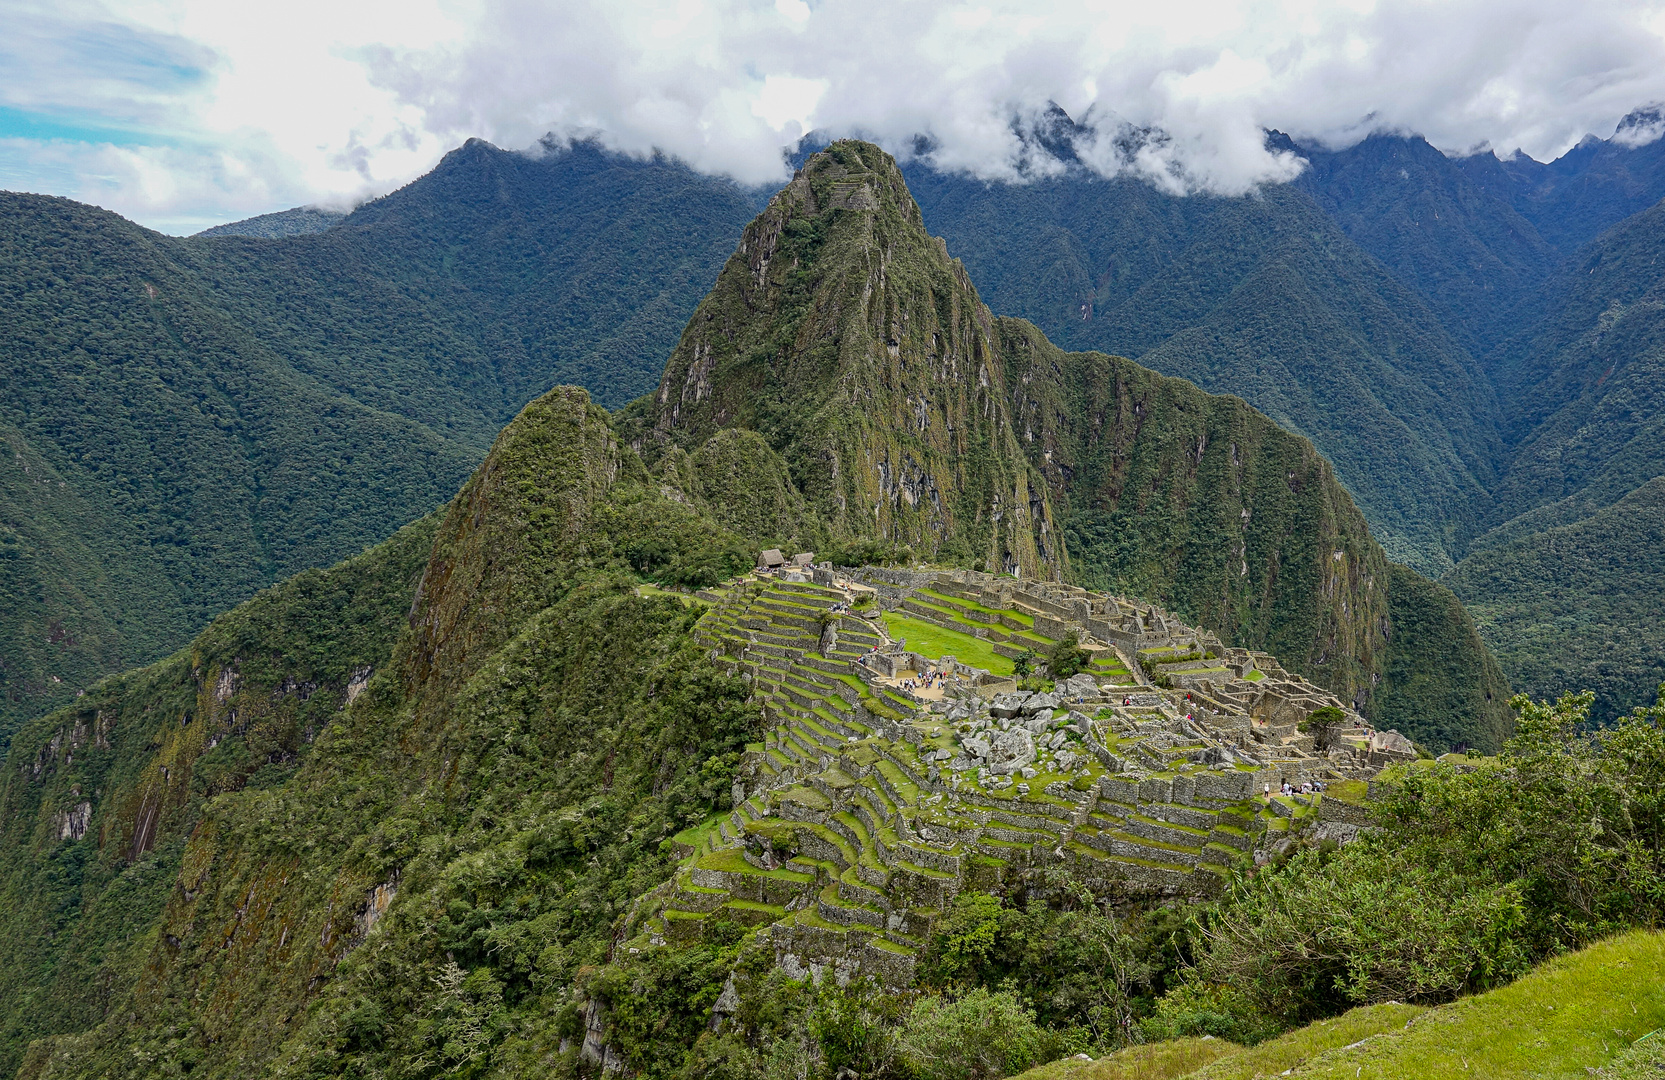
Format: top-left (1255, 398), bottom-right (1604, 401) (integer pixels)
top-left (631, 566), bottom-right (1419, 986)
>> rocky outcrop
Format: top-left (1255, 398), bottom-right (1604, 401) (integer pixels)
top-left (628, 142), bottom-right (1063, 578)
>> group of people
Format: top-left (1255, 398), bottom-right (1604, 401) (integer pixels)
top-left (1263, 779), bottom-right (1325, 798)
top-left (902, 668), bottom-right (948, 693)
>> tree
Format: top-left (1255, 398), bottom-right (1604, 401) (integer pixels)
top-left (895, 989), bottom-right (1059, 1080)
top-left (1046, 633), bottom-right (1091, 680)
top-left (1301, 705), bottom-right (1346, 752)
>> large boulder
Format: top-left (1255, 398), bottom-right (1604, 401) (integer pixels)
top-left (990, 691), bottom-right (1032, 718)
top-left (987, 728), bottom-right (1036, 774)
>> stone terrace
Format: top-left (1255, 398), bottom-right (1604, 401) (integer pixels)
top-left (633, 566), bottom-right (1415, 986)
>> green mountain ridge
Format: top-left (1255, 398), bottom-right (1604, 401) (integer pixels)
top-left (0, 141), bottom-right (760, 739)
top-left (626, 141), bottom-right (1505, 728)
top-left (902, 166), bottom-right (1502, 574)
top-left (0, 194), bottom-right (485, 738)
top-left (0, 142), bottom-right (1518, 1080)
top-left (8, 115), bottom-right (1663, 765)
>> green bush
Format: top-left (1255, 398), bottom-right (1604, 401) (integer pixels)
top-left (1186, 685), bottom-right (1665, 1027)
top-left (825, 538), bottom-right (914, 568)
top-left (895, 989), bottom-right (1064, 1080)
top-left (1140, 981), bottom-right (1281, 1046)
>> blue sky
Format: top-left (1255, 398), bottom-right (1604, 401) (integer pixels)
top-left (4, 0), bottom-right (1665, 235)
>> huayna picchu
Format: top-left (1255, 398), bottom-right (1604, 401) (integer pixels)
top-left (642, 561), bottom-right (1410, 988)
top-left (0, 142), bottom-right (1526, 1079)
top-left (618, 140), bottom-right (1509, 752)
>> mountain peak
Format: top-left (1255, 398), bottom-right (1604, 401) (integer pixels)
top-left (633, 138), bottom-right (1057, 577)
top-left (778, 140), bottom-right (927, 227)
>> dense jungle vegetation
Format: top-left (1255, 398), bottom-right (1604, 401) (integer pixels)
top-left (0, 142), bottom-right (759, 740)
top-left (3, 119), bottom-right (1665, 1077)
top-left (5, 373), bottom-right (1657, 1077)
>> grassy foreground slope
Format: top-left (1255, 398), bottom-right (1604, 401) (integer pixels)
top-left (1018, 930), bottom-right (1665, 1080)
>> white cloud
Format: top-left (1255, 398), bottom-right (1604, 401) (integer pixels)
top-left (6, 0), bottom-right (1665, 229)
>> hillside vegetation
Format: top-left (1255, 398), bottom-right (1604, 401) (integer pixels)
top-left (904, 161), bottom-right (1500, 575)
top-left (0, 141), bottom-right (758, 741)
top-left (0, 400), bottom-right (1652, 1079)
top-left (1013, 930), bottom-right (1665, 1079)
top-left (0, 143), bottom-right (1562, 1079)
top-left (1444, 194), bottom-right (1665, 721)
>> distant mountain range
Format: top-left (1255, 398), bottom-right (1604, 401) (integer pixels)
top-left (3, 110), bottom-right (1663, 738)
top-left (0, 147), bottom-right (761, 737)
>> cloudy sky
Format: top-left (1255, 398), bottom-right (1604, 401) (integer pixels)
top-left (5, 0), bottom-right (1665, 233)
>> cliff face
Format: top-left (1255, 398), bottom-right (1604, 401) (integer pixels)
top-left (632, 142), bottom-right (1063, 577)
top-left (997, 320), bottom-right (1391, 712)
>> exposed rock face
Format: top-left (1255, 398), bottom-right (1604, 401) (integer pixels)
top-left (632, 142), bottom-right (1063, 577)
top-left (986, 728), bottom-right (1036, 774)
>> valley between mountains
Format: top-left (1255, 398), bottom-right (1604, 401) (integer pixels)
top-left (0, 140), bottom-right (1661, 1080)
top-left (2, 118), bottom-right (1665, 1080)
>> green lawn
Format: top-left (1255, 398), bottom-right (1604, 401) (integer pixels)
top-left (1014, 1038), bottom-right (1241, 1080)
top-left (881, 612), bottom-right (1015, 675)
top-left (635, 583), bottom-right (702, 606)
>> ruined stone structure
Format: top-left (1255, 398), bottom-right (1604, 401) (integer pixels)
top-left (637, 567), bottom-right (1416, 985)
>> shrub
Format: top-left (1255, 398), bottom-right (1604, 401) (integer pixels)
top-left (1141, 981), bottom-right (1281, 1046)
top-left (895, 988), bottom-right (1062, 1080)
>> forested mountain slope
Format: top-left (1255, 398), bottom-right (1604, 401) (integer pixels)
top-left (0, 147), bottom-right (1514, 1080)
top-left (1442, 197), bottom-right (1665, 721)
top-left (1278, 131), bottom-right (1557, 356)
top-left (625, 142), bottom-right (1506, 734)
top-left (902, 162), bottom-right (1502, 575)
top-left (9, 116), bottom-right (1662, 749)
top-left (903, 115), bottom-right (1665, 721)
top-left (1456, 105), bottom-right (1665, 254)
top-left (195, 206), bottom-right (346, 238)
top-left (0, 195), bottom-right (480, 740)
top-left (0, 142), bottom-right (758, 740)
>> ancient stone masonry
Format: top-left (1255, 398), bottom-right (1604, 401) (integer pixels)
top-left (646, 566), bottom-right (1417, 987)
